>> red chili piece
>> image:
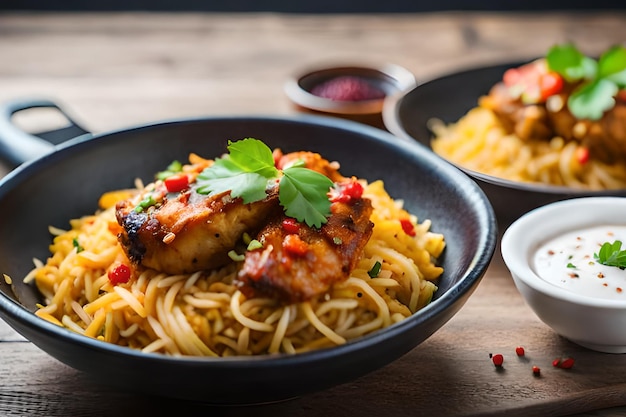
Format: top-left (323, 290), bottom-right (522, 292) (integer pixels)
top-left (575, 147), bottom-right (590, 165)
top-left (502, 62), bottom-right (564, 103)
top-left (515, 346), bottom-right (525, 356)
top-left (282, 217), bottom-right (300, 234)
top-left (492, 353), bottom-right (504, 367)
top-left (164, 173), bottom-right (189, 193)
top-left (329, 179), bottom-right (364, 204)
top-left (283, 234), bottom-right (308, 257)
top-left (559, 358), bottom-right (575, 369)
top-left (108, 264), bottom-right (131, 285)
top-left (552, 358), bottom-right (562, 367)
top-left (400, 219), bottom-right (416, 237)
top-left (538, 72), bottom-right (564, 100)
top-left (532, 365), bottom-right (541, 376)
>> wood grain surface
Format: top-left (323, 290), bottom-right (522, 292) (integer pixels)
top-left (1, 11), bottom-right (626, 417)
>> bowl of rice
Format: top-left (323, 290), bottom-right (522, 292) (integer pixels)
top-left (383, 43), bottom-right (626, 227)
top-left (0, 106), bottom-right (496, 405)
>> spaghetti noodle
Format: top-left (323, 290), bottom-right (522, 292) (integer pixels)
top-left (430, 106), bottom-right (626, 190)
top-left (26, 175), bottom-right (444, 357)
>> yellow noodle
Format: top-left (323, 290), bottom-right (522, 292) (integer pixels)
top-left (84, 309), bottom-right (106, 338)
top-left (27, 177), bottom-right (444, 356)
top-left (431, 106), bottom-right (626, 190)
top-left (113, 286), bottom-right (147, 318)
top-left (301, 302), bottom-right (346, 345)
top-left (269, 307), bottom-right (291, 354)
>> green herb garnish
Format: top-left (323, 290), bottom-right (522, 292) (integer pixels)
top-left (247, 239), bottom-right (263, 251)
top-left (368, 261), bottom-right (382, 278)
top-left (547, 43), bottom-right (626, 120)
top-left (196, 138), bottom-right (333, 228)
top-left (566, 262), bottom-right (576, 269)
top-left (134, 194), bottom-right (157, 213)
top-left (72, 238), bottom-right (84, 253)
top-left (594, 240), bottom-right (626, 269)
top-left (156, 160), bottom-right (183, 180)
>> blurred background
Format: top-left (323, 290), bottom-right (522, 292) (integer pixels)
top-left (1, 0), bottom-right (624, 12)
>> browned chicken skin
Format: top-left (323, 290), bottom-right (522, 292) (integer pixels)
top-left (236, 196), bottom-right (374, 303)
top-left (114, 149), bottom-right (374, 301)
top-left (481, 73), bottom-right (626, 164)
top-left (116, 186), bottom-right (281, 275)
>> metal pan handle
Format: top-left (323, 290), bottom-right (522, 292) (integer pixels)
top-left (0, 98), bottom-right (91, 167)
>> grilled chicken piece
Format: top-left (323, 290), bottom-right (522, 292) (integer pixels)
top-left (480, 71), bottom-right (626, 164)
top-left (274, 150), bottom-right (346, 182)
top-left (236, 196), bottom-right (374, 303)
top-left (116, 150), bottom-right (348, 276)
top-left (116, 184), bottom-right (281, 275)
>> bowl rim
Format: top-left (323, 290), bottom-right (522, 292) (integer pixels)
top-left (501, 196), bottom-right (626, 309)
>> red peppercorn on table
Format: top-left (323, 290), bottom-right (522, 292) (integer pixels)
top-left (2, 11), bottom-right (626, 417)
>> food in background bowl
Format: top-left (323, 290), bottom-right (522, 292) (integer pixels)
top-left (430, 43), bottom-right (626, 190)
top-left (22, 138), bottom-right (445, 357)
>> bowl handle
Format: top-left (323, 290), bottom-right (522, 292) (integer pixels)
top-left (0, 98), bottom-right (92, 167)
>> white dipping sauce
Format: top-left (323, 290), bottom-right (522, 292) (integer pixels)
top-left (533, 225), bottom-right (626, 301)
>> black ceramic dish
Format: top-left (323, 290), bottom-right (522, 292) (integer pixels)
top-left (382, 62), bottom-right (626, 227)
top-left (0, 99), bottom-right (496, 404)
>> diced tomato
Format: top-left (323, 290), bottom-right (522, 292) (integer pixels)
top-left (504, 61), bottom-right (562, 104)
top-left (282, 217), bottom-right (300, 234)
top-left (164, 173), bottom-right (189, 193)
top-left (272, 148), bottom-right (284, 168)
top-left (400, 218), bottom-right (416, 237)
top-left (575, 146), bottom-right (590, 165)
top-left (108, 264), bottom-right (131, 285)
top-left (328, 178), bottom-right (364, 203)
top-left (283, 234), bottom-right (308, 256)
top-left (503, 68), bottom-right (522, 87)
top-left (539, 72), bottom-right (564, 100)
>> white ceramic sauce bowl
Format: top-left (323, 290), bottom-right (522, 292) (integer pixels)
top-left (501, 196), bottom-right (626, 353)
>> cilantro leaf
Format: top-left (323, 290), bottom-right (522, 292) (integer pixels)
top-left (594, 240), bottom-right (626, 269)
top-left (195, 138), bottom-right (334, 227)
top-left (547, 43), bottom-right (597, 82)
top-left (227, 138), bottom-right (278, 178)
top-left (546, 43), bottom-right (626, 120)
top-left (597, 45), bottom-right (626, 82)
top-left (279, 167), bottom-right (333, 228)
top-left (196, 157), bottom-right (270, 203)
top-left (568, 78), bottom-right (619, 121)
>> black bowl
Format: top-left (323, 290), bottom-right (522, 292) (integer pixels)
top-left (382, 62), bottom-right (626, 227)
top-left (0, 112), bottom-right (496, 404)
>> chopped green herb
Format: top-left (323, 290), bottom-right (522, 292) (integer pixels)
top-left (134, 194), bottom-right (157, 213)
top-left (566, 262), bottom-right (576, 269)
top-left (196, 138), bottom-right (333, 228)
top-left (547, 43), bottom-right (626, 120)
top-left (368, 261), bottom-right (382, 278)
top-left (333, 237), bottom-right (343, 245)
top-left (156, 160), bottom-right (184, 180)
top-left (594, 240), bottom-right (626, 269)
top-left (72, 238), bottom-right (84, 253)
top-left (228, 250), bottom-right (245, 262)
top-left (247, 239), bottom-right (263, 251)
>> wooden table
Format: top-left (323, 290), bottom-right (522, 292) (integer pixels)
top-left (1, 11), bottom-right (626, 417)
